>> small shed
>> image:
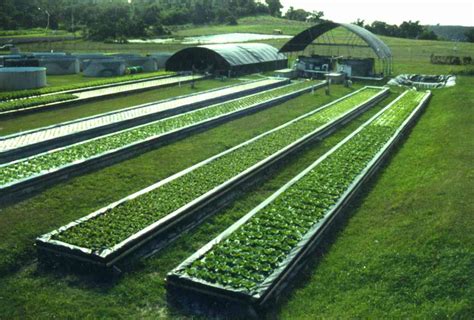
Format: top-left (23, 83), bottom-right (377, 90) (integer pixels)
top-left (166, 43), bottom-right (288, 76)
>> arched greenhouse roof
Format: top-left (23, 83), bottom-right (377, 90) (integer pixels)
top-left (166, 43), bottom-right (287, 70)
top-left (279, 21), bottom-right (392, 59)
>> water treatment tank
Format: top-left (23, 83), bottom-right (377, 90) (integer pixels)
top-left (39, 57), bottom-right (80, 75)
top-left (83, 59), bottom-right (126, 77)
top-left (0, 67), bottom-right (47, 90)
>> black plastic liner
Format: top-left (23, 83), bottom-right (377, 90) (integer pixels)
top-left (35, 86), bottom-right (388, 275)
top-left (166, 90), bottom-right (432, 319)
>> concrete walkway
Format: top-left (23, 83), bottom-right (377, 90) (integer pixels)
top-left (0, 78), bottom-right (283, 154)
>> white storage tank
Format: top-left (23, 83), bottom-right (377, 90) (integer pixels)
top-left (39, 57), bottom-right (80, 75)
top-left (0, 67), bottom-right (47, 90)
top-left (83, 59), bottom-right (126, 77)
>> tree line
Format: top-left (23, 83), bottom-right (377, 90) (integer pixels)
top-left (0, 0), bottom-right (272, 40)
top-left (1, 0), bottom-right (472, 42)
top-left (352, 19), bottom-right (439, 40)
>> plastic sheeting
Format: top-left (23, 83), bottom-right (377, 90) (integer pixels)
top-left (388, 74), bottom-right (456, 89)
top-left (166, 43), bottom-right (287, 71)
top-left (279, 21), bottom-right (392, 60)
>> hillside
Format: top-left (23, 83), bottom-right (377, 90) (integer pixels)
top-left (427, 25), bottom-right (474, 41)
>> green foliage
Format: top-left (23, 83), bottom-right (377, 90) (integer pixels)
top-left (265, 0), bottom-right (283, 17)
top-left (0, 94), bottom-right (77, 112)
top-left (0, 0), bottom-right (271, 40)
top-left (49, 87), bottom-right (382, 251)
top-left (178, 91), bottom-right (428, 293)
top-left (0, 71), bottom-right (173, 102)
top-left (0, 81), bottom-right (315, 187)
top-left (366, 20), bottom-right (437, 40)
top-left (465, 29), bottom-right (474, 43)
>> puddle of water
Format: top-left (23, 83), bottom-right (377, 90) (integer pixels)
top-left (129, 33), bottom-right (292, 44)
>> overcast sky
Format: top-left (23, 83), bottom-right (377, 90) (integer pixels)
top-left (280, 0), bottom-right (474, 26)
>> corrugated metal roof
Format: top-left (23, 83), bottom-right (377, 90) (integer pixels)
top-left (279, 21), bottom-right (392, 59)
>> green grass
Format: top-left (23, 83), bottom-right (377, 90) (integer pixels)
top-left (172, 15), bottom-right (311, 37)
top-left (0, 28), bottom-right (75, 39)
top-left (0, 78), bottom-right (243, 135)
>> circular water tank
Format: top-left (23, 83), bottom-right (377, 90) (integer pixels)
top-left (39, 57), bottom-right (80, 75)
top-left (83, 59), bottom-right (126, 77)
top-left (0, 67), bottom-right (47, 90)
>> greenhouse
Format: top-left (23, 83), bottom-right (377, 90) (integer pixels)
top-left (280, 21), bottom-right (393, 78)
top-left (166, 43), bottom-right (288, 76)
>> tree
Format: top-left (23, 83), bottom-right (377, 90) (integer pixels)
top-left (353, 19), bottom-right (365, 27)
top-left (465, 29), bottom-right (474, 42)
top-left (307, 10), bottom-right (324, 23)
top-left (418, 29), bottom-right (438, 40)
top-left (399, 20), bottom-right (423, 39)
top-left (285, 7), bottom-right (311, 22)
top-left (265, 0), bottom-right (283, 17)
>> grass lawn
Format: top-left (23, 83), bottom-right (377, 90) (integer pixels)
top-left (0, 77), bottom-right (245, 135)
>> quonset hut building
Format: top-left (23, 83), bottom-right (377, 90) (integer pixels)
top-left (279, 21), bottom-right (393, 79)
top-left (166, 43), bottom-right (287, 76)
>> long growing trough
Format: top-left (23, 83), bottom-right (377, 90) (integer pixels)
top-left (0, 81), bottom-right (324, 202)
top-left (0, 78), bottom-right (287, 163)
top-left (35, 86), bottom-right (388, 273)
top-left (166, 89), bottom-right (431, 319)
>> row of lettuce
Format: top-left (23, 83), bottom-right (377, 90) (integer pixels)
top-left (169, 90), bottom-right (428, 297)
top-left (0, 93), bottom-right (79, 112)
top-left (0, 81), bottom-right (315, 187)
top-left (44, 87), bottom-right (383, 253)
top-left (0, 71), bottom-right (174, 102)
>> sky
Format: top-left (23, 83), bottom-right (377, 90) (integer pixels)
top-left (280, 0), bottom-right (474, 26)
